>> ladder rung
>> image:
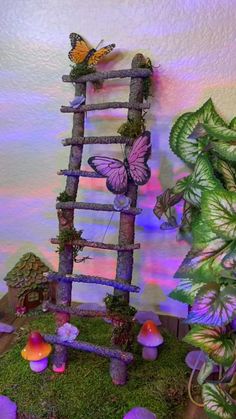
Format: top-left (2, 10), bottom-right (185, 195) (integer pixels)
top-left (57, 170), bottom-right (103, 178)
top-left (43, 301), bottom-right (123, 322)
top-left (56, 201), bottom-right (142, 215)
top-left (44, 272), bottom-right (140, 293)
top-left (61, 136), bottom-right (134, 146)
top-left (61, 102), bottom-right (150, 113)
top-left (50, 237), bottom-right (141, 251)
top-left (44, 334), bottom-right (134, 364)
top-left (62, 68), bottom-right (152, 83)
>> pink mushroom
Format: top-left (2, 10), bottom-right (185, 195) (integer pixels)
top-left (137, 320), bottom-right (163, 361)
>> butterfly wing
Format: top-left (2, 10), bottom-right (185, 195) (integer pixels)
top-left (127, 131), bottom-right (151, 185)
top-left (87, 44), bottom-right (115, 66)
top-left (68, 33), bottom-right (90, 64)
top-left (88, 156), bottom-right (128, 194)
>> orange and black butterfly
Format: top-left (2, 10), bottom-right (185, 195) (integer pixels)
top-left (68, 33), bottom-right (115, 67)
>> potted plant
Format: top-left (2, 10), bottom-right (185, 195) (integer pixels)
top-left (154, 98), bottom-right (236, 418)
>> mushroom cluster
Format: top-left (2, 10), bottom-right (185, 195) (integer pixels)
top-left (21, 331), bottom-right (52, 373)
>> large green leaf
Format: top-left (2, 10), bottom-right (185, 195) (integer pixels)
top-left (212, 141), bottom-right (236, 162)
top-left (203, 124), bottom-right (236, 142)
top-left (186, 283), bottom-right (236, 327)
top-left (169, 277), bottom-right (205, 304)
top-left (202, 383), bottom-right (236, 418)
top-left (182, 155), bottom-right (221, 207)
top-left (176, 112), bottom-right (204, 165)
top-left (175, 99), bottom-right (227, 165)
top-left (202, 190), bottom-right (236, 241)
top-left (174, 215), bottom-right (232, 282)
top-left (169, 112), bottom-right (192, 154)
top-left (183, 325), bottom-right (235, 366)
top-left (215, 159), bottom-right (236, 192)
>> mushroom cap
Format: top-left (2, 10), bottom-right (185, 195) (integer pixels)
top-left (137, 320), bottom-right (163, 347)
top-left (185, 350), bottom-right (218, 372)
top-left (123, 406), bottom-right (156, 419)
top-left (0, 395), bottom-right (17, 419)
top-left (21, 331), bottom-right (52, 361)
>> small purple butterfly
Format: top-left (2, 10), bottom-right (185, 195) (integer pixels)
top-left (88, 132), bottom-right (151, 194)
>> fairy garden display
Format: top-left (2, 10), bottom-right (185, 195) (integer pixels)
top-left (1, 31), bottom-right (235, 419)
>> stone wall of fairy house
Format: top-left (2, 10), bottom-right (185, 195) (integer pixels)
top-left (4, 252), bottom-right (56, 313)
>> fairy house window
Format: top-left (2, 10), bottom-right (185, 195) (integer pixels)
top-left (4, 252), bottom-right (56, 313)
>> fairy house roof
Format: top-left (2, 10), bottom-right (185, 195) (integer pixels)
top-left (4, 252), bottom-right (49, 291)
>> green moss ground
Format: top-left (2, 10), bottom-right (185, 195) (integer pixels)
top-left (0, 313), bottom-right (191, 419)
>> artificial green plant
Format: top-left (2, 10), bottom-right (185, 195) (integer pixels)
top-left (154, 99), bottom-right (236, 418)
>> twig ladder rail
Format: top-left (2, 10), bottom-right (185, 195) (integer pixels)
top-left (48, 54), bottom-right (152, 385)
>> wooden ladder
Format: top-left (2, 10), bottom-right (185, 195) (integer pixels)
top-left (44, 54), bottom-right (152, 385)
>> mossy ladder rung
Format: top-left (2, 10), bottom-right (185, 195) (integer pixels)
top-left (62, 67), bottom-right (151, 83)
top-left (53, 54), bottom-right (150, 385)
top-left (50, 237), bottom-right (141, 252)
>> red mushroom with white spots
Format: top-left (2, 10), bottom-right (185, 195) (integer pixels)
top-left (137, 320), bottom-right (163, 361)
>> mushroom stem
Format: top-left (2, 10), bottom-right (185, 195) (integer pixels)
top-left (109, 359), bottom-right (127, 385)
top-left (142, 346), bottom-right (157, 361)
top-left (30, 358), bottom-right (48, 373)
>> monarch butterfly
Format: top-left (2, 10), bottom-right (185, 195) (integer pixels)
top-left (68, 33), bottom-right (115, 67)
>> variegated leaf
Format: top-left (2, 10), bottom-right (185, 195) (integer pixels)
top-left (220, 360), bottom-right (236, 384)
top-left (229, 117), bottom-right (236, 130)
top-left (203, 124), bottom-right (236, 142)
top-left (212, 141), bottom-right (236, 162)
top-left (169, 112), bottom-right (192, 154)
top-left (216, 160), bottom-right (236, 192)
top-left (172, 176), bottom-right (189, 194)
top-left (153, 188), bottom-right (182, 219)
top-left (175, 99), bottom-right (227, 165)
top-left (177, 112), bottom-right (205, 165)
top-left (202, 383), bottom-right (236, 418)
top-left (174, 216), bottom-right (232, 281)
top-left (169, 278), bottom-right (205, 304)
top-left (202, 190), bottom-right (236, 241)
top-left (182, 155), bottom-right (221, 207)
top-left (186, 284), bottom-right (236, 327)
top-left (183, 325), bottom-right (235, 366)
top-left (197, 359), bottom-right (215, 385)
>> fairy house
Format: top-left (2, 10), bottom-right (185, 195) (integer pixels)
top-left (4, 252), bottom-right (55, 312)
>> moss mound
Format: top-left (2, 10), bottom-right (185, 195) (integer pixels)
top-left (0, 314), bottom-right (191, 419)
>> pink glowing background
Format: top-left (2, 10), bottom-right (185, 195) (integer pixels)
top-left (1, 0), bottom-right (236, 317)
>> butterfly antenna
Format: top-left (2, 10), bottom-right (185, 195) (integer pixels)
top-left (95, 39), bottom-right (104, 50)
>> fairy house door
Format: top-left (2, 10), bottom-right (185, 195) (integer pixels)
top-left (23, 289), bottom-right (44, 309)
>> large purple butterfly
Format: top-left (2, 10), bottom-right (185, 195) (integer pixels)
top-left (88, 131), bottom-right (151, 194)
